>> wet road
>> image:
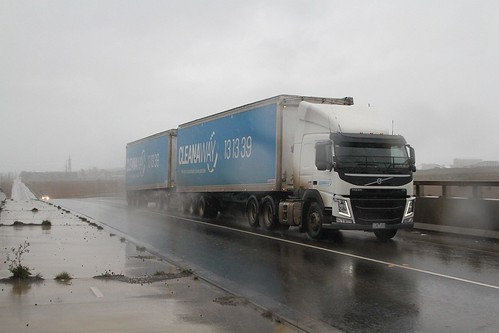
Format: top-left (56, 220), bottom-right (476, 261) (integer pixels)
top-left (55, 197), bottom-right (499, 333)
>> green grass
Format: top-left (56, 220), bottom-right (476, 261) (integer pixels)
top-left (10, 265), bottom-right (32, 279)
top-left (55, 272), bottom-right (72, 281)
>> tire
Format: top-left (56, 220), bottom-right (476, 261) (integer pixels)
top-left (374, 229), bottom-right (397, 242)
top-left (188, 198), bottom-right (196, 216)
top-left (197, 196), bottom-right (208, 218)
top-left (260, 196), bottom-right (278, 230)
top-left (246, 195), bottom-right (260, 227)
top-left (197, 196), bottom-right (218, 218)
top-left (306, 202), bottom-right (325, 240)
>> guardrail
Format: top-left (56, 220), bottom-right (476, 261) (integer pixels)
top-left (415, 180), bottom-right (499, 199)
top-left (414, 180), bottom-right (499, 239)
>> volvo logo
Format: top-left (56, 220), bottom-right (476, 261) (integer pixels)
top-left (365, 177), bottom-right (394, 186)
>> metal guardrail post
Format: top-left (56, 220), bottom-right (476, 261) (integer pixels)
top-left (442, 185), bottom-right (447, 197)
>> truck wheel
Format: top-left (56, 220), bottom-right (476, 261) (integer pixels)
top-left (246, 195), bottom-right (260, 227)
top-left (260, 196), bottom-right (278, 230)
top-left (374, 229), bottom-right (397, 242)
top-left (306, 202), bottom-right (325, 240)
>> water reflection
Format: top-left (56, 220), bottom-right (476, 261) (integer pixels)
top-left (162, 222), bottom-right (421, 332)
top-left (9, 279), bottom-right (43, 296)
top-left (11, 281), bottom-right (32, 295)
top-left (273, 241), bottom-right (420, 332)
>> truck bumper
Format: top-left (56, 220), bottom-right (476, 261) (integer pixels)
top-left (322, 221), bottom-right (414, 231)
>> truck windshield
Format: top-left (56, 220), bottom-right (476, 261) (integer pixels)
top-left (334, 141), bottom-right (410, 174)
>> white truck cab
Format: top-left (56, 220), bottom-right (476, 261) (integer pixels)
top-left (291, 101), bottom-right (416, 241)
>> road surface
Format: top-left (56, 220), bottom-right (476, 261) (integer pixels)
top-left (55, 197), bottom-right (499, 333)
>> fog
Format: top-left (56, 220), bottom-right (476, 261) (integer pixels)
top-left (1, 0), bottom-right (498, 173)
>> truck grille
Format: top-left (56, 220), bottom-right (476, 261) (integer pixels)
top-left (351, 198), bottom-right (406, 225)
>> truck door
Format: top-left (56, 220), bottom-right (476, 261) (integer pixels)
top-left (299, 134), bottom-right (332, 189)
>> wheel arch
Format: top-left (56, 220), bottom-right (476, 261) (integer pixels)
top-left (301, 189), bottom-right (325, 214)
top-left (299, 190), bottom-right (325, 231)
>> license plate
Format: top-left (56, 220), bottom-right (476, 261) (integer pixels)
top-left (372, 223), bottom-right (386, 229)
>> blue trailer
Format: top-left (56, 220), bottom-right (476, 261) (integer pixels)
top-left (176, 101), bottom-right (278, 192)
top-left (125, 129), bottom-right (176, 207)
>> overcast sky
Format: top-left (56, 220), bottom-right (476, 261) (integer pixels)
top-left (1, 0), bottom-right (498, 173)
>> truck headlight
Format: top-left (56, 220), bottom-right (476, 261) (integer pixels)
top-left (337, 217), bottom-right (353, 224)
top-left (403, 217), bottom-right (414, 224)
top-left (405, 199), bottom-right (415, 216)
top-left (336, 199), bottom-right (351, 217)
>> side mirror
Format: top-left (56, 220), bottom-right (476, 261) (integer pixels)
top-left (407, 145), bottom-right (416, 172)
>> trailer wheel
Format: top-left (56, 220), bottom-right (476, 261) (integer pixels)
top-left (189, 199), bottom-right (196, 216)
top-left (374, 229), bottom-right (397, 242)
top-left (306, 202), bottom-right (325, 240)
top-left (197, 196), bottom-right (207, 217)
top-left (260, 196), bottom-right (278, 230)
top-left (196, 196), bottom-right (218, 218)
top-left (246, 195), bottom-right (260, 227)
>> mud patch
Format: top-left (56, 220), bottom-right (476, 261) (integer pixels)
top-left (93, 271), bottom-right (192, 284)
top-left (130, 255), bottom-right (155, 260)
top-left (213, 295), bottom-right (248, 306)
top-left (0, 221), bottom-right (49, 227)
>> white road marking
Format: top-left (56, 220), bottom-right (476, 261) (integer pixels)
top-left (167, 213), bottom-right (499, 291)
top-left (90, 287), bottom-right (104, 298)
